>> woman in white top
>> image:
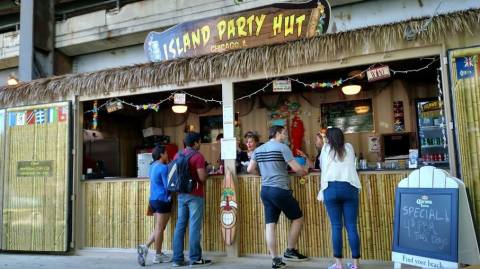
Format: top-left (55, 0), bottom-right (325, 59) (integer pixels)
top-left (320, 127), bottom-right (361, 269)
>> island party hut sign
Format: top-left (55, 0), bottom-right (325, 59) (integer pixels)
top-left (144, 0), bottom-right (331, 62)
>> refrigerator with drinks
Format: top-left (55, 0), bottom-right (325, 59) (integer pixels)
top-left (415, 98), bottom-right (449, 165)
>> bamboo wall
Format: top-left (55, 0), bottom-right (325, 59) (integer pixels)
top-left (2, 104), bottom-right (70, 251)
top-left (0, 109), bottom-right (4, 191)
top-left (450, 47), bottom-right (480, 237)
top-left (83, 172), bottom-right (406, 260)
top-left (83, 176), bottom-right (225, 252)
top-left (238, 172), bottom-right (406, 260)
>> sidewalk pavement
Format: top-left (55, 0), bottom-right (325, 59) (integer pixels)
top-left (0, 249), bottom-right (416, 269)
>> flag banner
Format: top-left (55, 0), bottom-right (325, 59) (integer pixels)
top-left (16, 112), bottom-right (26, 126)
top-left (455, 56), bottom-right (476, 79)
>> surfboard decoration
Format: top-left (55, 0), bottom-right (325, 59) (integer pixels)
top-left (220, 168), bottom-right (238, 246)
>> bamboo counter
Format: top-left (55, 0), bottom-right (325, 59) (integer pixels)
top-left (82, 171), bottom-right (408, 260)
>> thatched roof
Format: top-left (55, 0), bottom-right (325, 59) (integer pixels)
top-left (1, 8), bottom-right (479, 106)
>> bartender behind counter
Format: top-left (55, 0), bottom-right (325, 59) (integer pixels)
top-left (237, 131), bottom-right (260, 173)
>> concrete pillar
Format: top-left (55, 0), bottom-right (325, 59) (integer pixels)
top-left (19, 0), bottom-right (54, 81)
top-left (221, 80), bottom-right (240, 257)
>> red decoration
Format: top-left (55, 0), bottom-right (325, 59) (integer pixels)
top-left (290, 113), bottom-right (304, 156)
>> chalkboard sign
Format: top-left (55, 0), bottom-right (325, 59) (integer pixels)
top-left (320, 99), bottom-right (374, 133)
top-left (393, 188), bottom-right (459, 262)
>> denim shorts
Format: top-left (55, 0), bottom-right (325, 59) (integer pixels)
top-left (260, 186), bottom-right (303, 224)
top-left (149, 200), bottom-right (172, 214)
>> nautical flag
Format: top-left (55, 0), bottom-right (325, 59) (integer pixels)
top-left (35, 109), bottom-right (46, 124)
top-left (8, 112), bottom-right (16, 127)
top-left (26, 110), bottom-right (36, 125)
top-left (456, 56), bottom-right (475, 79)
top-left (16, 112), bottom-right (26, 125)
top-left (58, 106), bottom-right (68, 122)
top-left (48, 107), bottom-right (57, 123)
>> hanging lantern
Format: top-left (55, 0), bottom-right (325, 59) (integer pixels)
top-left (172, 93), bottom-right (188, 113)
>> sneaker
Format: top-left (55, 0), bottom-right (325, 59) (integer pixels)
top-left (189, 259), bottom-right (212, 267)
top-left (136, 244), bottom-right (149, 267)
top-left (283, 248), bottom-right (309, 261)
top-left (272, 257), bottom-right (287, 269)
top-left (153, 253), bottom-right (172, 264)
top-left (346, 262), bottom-right (358, 269)
top-left (172, 260), bottom-right (186, 267)
top-left (328, 263), bottom-right (342, 269)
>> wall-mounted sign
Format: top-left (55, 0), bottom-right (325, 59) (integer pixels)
top-left (17, 160), bottom-right (54, 177)
top-left (321, 99), bottom-right (374, 134)
top-left (144, 0), bottom-right (331, 62)
top-left (367, 65), bottom-right (391, 82)
top-left (368, 135), bottom-right (380, 153)
top-left (272, 79), bottom-right (292, 92)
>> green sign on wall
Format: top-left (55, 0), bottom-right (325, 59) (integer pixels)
top-left (17, 160), bottom-right (54, 177)
top-left (321, 99), bottom-right (374, 134)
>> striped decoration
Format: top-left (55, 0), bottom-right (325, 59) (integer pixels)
top-left (450, 47), bottom-right (480, 238)
top-left (2, 104), bottom-right (69, 251)
top-left (83, 172), bottom-right (406, 260)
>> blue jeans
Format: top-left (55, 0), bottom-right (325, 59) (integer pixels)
top-left (172, 194), bottom-right (205, 263)
top-left (324, 181), bottom-right (361, 259)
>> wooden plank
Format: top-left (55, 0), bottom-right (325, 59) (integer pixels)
top-left (419, 166), bottom-right (435, 188)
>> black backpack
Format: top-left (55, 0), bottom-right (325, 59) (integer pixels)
top-left (167, 151), bottom-right (197, 193)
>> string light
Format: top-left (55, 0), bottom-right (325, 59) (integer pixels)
top-left (234, 81), bottom-right (273, 102)
top-left (436, 67), bottom-right (447, 150)
top-left (84, 58), bottom-right (439, 114)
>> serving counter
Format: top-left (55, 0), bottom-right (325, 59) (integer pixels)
top-left (82, 171), bottom-right (409, 260)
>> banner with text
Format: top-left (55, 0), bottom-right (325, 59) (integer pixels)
top-left (144, 0), bottom-right (330, 62)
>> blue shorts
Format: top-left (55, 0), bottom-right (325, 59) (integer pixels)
top-left (149, 200), bottom-right (172, 214)
top-left (260, 186), bottom-right (303, 224)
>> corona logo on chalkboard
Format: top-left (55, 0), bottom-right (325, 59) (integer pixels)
top-left (416, 195), bottom-right (433, 208)
top-left (144, 0), bottom-right (330, 62)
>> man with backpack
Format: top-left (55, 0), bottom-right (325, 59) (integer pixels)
top-left (171, 132), bottom-right (212, 267)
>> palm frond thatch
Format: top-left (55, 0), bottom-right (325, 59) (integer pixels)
top-left (0, 8), bottom-right (479, 106)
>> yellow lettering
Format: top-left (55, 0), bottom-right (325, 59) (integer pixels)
top-left (227, 19), bottom-right (235, 40)
top-left (175, 37), bottom-right (184, 56)
top-left (191, 29), bottom-right (201, 49)
top-left (246, 15), bottom-right (255, 36)
top-left (183, 33), bottom-right (191, 51)
top-left (284, 15), bottom-right (295, 37)
top-left (163, 44), bottom-right (169, 60)
top-left (201, 26), bottom-right (210, 46)
top-left (296, 15), bottom-right (306, 37)
top-left (273, 14), bottom-right (283, 36)
top-left (168, 39), bottom-right (176, 58)
top-left (236, 17), bottom-right (247, 37)
top-left (217, 20), bottom-right (226, 41)
top-left (255, 14), bottom-right (266, 36)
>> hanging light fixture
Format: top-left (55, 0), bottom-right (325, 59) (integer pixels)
top-left (171, 104), bottom-right (188, 113)
top-left (341, 84), bottom-right (361, 95)
top-left (172, 93), bottom-right (188, 113)
top-left (7, 73), bottom-right (18, 85)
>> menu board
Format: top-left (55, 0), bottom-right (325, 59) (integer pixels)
top-left (393, 188), bottom-right (459, 262)
top-left (321, 99), bottom-right (374, 133)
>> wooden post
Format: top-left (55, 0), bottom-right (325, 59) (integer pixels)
top-left (221, 80), bottom-right (240, 257)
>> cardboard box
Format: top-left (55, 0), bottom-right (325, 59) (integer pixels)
top-left (142, 127), bottom-right (162, 137)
